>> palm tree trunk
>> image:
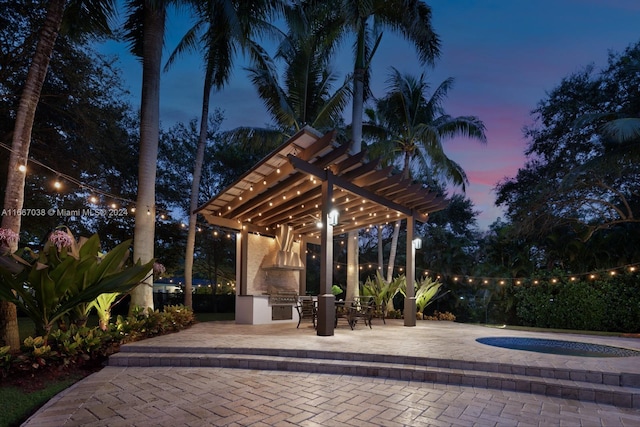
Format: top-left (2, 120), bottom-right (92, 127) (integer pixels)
top-left (345, 25), bottom-right (368, 300)
top-left (377, 225), bottom-right (384, 276)
top-left (386, 221), bottom-right (401, 283)
top-left (0, 0), bottom-right (65, 350)
top-left (386, 154), bottom-right (411, 291)
top-left (130, 2), bottom-right (165, 313)
top-left (184, 76), bottom-right (213, 309)
top-left (0, 303), bottom-right (19, 350)
top-left (350, 69), bottom-right (365, 154)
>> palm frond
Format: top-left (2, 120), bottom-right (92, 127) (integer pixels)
top-left (311, 73), bottom-right (352, 130)
top-left (435, 115), bottom-right (488, 144)
top-left (601, 118), bottom-right (640, 143)
top-left (245, 42), bottom-right (297, 129)
top-left (222, 126), bottom-right (287, 151)
top-left (373, 0), bottom-right (440, 65)
top-left (62, 0), bottom-right (117, 39)
top-left (164, 23), bottom-right (202, 72)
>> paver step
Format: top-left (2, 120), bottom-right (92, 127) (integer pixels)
top-left (108, 350), bottom-right (640, 409)
top-left (117, 345), bottom-right (640, 388)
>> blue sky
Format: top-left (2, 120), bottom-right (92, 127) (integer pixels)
top-left (96, 0), bottom-right (640, 230)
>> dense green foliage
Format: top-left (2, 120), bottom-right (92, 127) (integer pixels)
top-left (495, 41), bottom-right (640, 270)
top-left (0, 305), bottom-right (195, 378)
top-left (513, 274), bottom-right (640, 333)
top-left (0, 229), bottom-right (154, 336)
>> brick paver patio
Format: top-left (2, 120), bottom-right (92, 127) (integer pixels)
top-left (22, 320), bottom-right (640, 426)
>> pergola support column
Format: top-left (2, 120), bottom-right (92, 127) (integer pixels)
top-left (317, 178), bottom-right (335, 336)
top-left (346, 231), bottom-right (359, 300)
top-left (404, 215), bottom-right (416, 327)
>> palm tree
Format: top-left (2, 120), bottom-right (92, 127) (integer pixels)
top-left (245, 0), bottom-right (351, 135)
top-left (164, 0), bottom-right (284, 308)
top-left (332, 0), bottom-right (440, 301)
top-left (123, 0), bottom-right (168, 311)
top-left (364, 67), bottom-right (486, 283)
top-left (1, 0), bottom-right (115, 350)
top-left (335, 0), bottom-right (441, 153)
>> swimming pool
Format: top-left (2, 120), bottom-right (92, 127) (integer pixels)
top-left (476, 337), bottom-right (640, 357)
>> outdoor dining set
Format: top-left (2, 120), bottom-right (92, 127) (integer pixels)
top-left (295, 296), bottom-right (383, 330)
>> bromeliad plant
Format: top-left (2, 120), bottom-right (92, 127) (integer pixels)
top-left (0, 227), bottom-right (154, 336)
top-left (361, 271), bottom-right (405, 317)
top-left (394, 274), bottom-right (445, 319)
top-left (415, 276), bottom-right (443, 319)
top-left (88, 292), bottom-right (120, 331)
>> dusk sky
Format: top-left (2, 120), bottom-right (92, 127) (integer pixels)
top-left (97, 0), bottom-right (640, 230)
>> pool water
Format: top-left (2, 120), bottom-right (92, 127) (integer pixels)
top-left (476, 337), bottom-right (640, 357)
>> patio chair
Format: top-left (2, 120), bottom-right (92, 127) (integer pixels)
top-left (348, 297), bottom-right (375, 329)
top-left (295, 298), bottom-right (317, 329)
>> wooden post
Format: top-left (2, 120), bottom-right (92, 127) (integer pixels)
top-left (317, 177), bottom-right (335, 336)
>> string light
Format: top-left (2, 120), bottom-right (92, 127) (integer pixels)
top-left (0, 141), bottom-right (138, 208)
top-left (316, 249), bottom-right (640, 287)
top-left (10, 140), bottom-right (638, 282)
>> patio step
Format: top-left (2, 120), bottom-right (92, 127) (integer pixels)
top-left (108, 347), bottom-right (640, 409)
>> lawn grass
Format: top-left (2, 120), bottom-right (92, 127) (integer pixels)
top-left (0, 374), bottom-right (82, 427)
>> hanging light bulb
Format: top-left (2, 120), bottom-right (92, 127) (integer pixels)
top-left (18, 164), bottom-right (27, 173)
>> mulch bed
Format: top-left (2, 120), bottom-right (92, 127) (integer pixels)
top-left (1, 359), bottom-right (104, 393)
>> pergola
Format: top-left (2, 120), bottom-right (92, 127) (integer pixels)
top-left (196, 126), bottom-right (448, 336)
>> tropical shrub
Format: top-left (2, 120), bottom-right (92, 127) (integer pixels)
top-left (0, 228), bottom-right (154, 336)
top-left (361, 272), bottom-right (404, 316)
top-left (423, 311), bottom-right (456, 321)
top-left (112, 305), bottom-right (196, 344)
top-left (415, 276), bottom-right (442, 318)
top-left (361, 274), bottom-right (386, 311)
top-left (0, 305), bottom-right (195, 379)
top-left (513, 273), bottom-right (639, 332)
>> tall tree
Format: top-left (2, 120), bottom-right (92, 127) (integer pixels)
top-left (496, 41), bottom-right (640, 245)
top-left (0, 0), bottom-right (115, 349)
top-left (336, 0), bottom-right (441, 153)
top-left (164, 0), bottom-right (283, 308)
top-left (334, 0), bottom-right (440, 300)
top-left (245, 0), bottom-right (350, 136)
top-left (123, 0), bottom-right (168, 311)
top-left (364, 68), bottom-right (486, 282)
